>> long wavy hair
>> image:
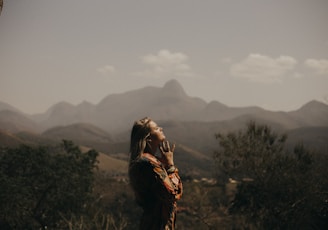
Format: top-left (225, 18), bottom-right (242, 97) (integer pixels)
top-left (128, 117), bottom-right (153, 188)
top-left (129, 117), bottom-right (153, 164)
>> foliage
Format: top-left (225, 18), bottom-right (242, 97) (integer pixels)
top-left (1, 121), bottom-right (327, 229)
top-left (91, 172), bottom-right (141, 230)
top-left (0, 140), bottom-right (98, 229)
top-left (214, 121), bottom-right (287, 182)
top-left (176, 181), bottom-right (231, 230)
top-left (213, 121), bottom-right (328, 229)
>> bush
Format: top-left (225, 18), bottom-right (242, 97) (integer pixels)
top-left (0, 140), bottom-right (98, 229)
top-left (213, 121), bottom-right (328, 229)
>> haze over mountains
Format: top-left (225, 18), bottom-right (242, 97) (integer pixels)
top-left (1, 79), bottom-right (328, 177)
top-left (1, 79), bottom-right (328, 133)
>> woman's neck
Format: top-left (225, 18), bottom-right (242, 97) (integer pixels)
top-left (148, 143), bottom-right (159, 155)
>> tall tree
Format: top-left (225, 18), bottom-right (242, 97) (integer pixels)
top-left (0, 140), bottom-right (98, 229)
top-left (214, 121), bottom-right (328, 229)
top-left (0, 0), bottom-right (3, 15)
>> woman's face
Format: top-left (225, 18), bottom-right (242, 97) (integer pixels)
top-left (148, 121), bottom-right (165, 144)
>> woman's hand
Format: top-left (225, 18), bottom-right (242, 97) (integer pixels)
top-left (159, 140), bottom-right (175, 167)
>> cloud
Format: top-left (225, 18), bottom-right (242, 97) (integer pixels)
top-left (304, 59), bottom-right (328, 75)
top-left (136, 49), bottom-right (194, 78)
top-left (230, 54), bottom-right (297, 83)
top-left (97, 65), bottom-right (116, 75)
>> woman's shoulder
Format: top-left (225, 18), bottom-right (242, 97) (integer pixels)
top-left (140, 153), bottom-right (161, 166)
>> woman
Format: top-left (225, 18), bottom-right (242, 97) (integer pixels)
top-left (129, 117), bottom-right (183, 230)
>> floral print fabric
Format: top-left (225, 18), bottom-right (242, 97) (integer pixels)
top-left (129, 153), bottom-right (183, 230)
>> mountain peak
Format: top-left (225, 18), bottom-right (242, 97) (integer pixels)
top-left (0, 101), bottom-right (21, 113)
top-left (162, 79), bottom-right (187, 97)
top-left (77, 100), bottom-right (95, 108)
top-left (298, 100), bottom-right (328, 111)
top-left (45, 101), bottom-right (75, 114)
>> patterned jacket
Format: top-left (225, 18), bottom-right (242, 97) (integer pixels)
top-left (129, 153), bottom-right (183, 230)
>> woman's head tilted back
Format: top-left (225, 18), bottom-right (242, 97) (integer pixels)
top-left (129, 117), bottom-right (152, 162)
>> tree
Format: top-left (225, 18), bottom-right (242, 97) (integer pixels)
top-left (0, 140), bottom-right (98, 229)
top-left (213, 121), bottom-right (328, 229)
top-left (0, 0), bottom-right (3, 15)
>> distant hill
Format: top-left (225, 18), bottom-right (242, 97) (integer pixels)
top-left (286, 126), bottom-right (328, 152)
top-left (161, 119), bottom-right (327, 153)
top-left (79, 146), bottom-right (128, 175)
top-left (289, 100), bottom-right (328, 127)
top-left (33, 101), bottom-right (97, 128)
top-left (33, 79), bottom-right (328, 132)
top-left (40, 120), bottom-right (328, 177)
top-left (42, 123), bottom-right (113, 143)
top-left (0, 130), bottom-right (26, 147)
top-left (0, 110), bottom-right (41, 133)
top-left (1, 121), bottom-right (327, 179)
top-left (0, 101), bottom-right (22, 113)
top-left (1, 79), bottom-right (328, 134)
top-left (1, 79), bottom-right (328, 178)
top-left (0, 130), bottom-right (55, 147)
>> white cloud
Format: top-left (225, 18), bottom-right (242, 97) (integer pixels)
top-left (304, 59), bottom-right (328, 75)
top-left (230, 54), bottom-right (297, 83)
top-left (136, 49), bottom-right (194, 78)
top-left (97, 65), bottom-right (116, 75)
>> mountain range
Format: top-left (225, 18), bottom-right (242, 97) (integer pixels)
top-left (1, 79), bottom-right (328, 177)
top-left (1, 79), bottom-right (328, 133)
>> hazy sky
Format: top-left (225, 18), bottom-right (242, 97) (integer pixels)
top-left (1, 0), bottom-right (328, 114)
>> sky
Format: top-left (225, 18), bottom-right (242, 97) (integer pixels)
top-left (0, 0), bottom-right (328, 114)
